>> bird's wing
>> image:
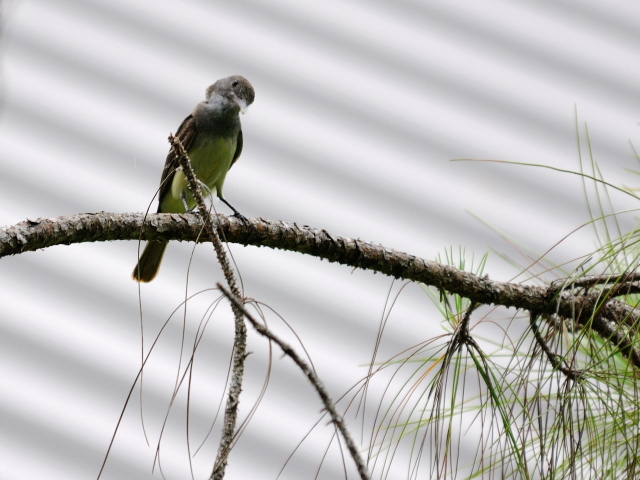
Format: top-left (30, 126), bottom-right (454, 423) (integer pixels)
top-left (230, 128), bottom-right (243, 169)
top-left (156, 114), bottom-right (198, 212)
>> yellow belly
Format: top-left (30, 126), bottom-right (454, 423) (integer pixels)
top-left (160, 136), bottom-right (237, 213)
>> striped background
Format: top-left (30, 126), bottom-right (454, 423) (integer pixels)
top-left (1, 0), bottom-right (639, 478)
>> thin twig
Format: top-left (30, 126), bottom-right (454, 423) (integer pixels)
top-left (167, 134), bottom-right (247, 480)
top-left (530, 312), bottom-right (583, 381)
top-left (550, 273), bottom-right (640, 291)
top-left (601, 282), bottom-right (640, 298)
top-left (217, 283), bottom-right (371, 480)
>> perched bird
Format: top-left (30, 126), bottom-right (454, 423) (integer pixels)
top-left (132, 75), bottom-right (255, 282)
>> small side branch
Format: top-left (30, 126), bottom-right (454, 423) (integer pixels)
top-left (550, 273), bottom-right (640, 291)
top-left (530, 312), bottom-right (582, 381)
top-left (218, 284), bottom-right (371, 480)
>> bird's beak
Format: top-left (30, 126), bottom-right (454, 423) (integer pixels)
top-left (237, 97), bottom-right (248, 114)
top-left (231, 92), bottom-right (249, 114)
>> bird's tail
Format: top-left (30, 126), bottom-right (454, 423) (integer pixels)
top-left (132, 240), bottom-right (168, 282)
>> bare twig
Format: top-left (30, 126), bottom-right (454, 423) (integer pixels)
top-left (550, 273), bottom-right (640, 291)
top-left (529, 312), bottom-right (583, 381)
top-left (217, 283), bottom-right (371, 480)
top-left (167, 134), bottom-right (246, 480)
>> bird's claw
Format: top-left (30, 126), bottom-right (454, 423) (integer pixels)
top-left (232, 212), bottom-right (249, 223)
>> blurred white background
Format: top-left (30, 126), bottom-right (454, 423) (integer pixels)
top-left (0, 0), bottom-right (639, 478)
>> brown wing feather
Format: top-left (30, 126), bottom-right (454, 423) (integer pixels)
top-left (156, 114), bottom-right (198, 212)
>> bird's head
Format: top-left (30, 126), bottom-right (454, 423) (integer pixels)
top-left (206, 75), bottom-right (255, 114)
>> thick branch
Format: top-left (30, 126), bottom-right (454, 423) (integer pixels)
top-left (1, 212), bottom-right (638, 364)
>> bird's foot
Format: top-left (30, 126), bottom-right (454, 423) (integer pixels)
top-left (220, 197), bottom-right (248, 223)
top-left (232, 211), bottom-right (249, 223)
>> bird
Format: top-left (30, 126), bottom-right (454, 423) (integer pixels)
top-left (132, 75), bottom-right (255, 282)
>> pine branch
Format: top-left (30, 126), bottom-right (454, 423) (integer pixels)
top-left (1, 212), bottom-right (639, 366)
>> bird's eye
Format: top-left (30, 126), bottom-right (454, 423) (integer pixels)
top-left (231, 80), bottom-right (239, 87)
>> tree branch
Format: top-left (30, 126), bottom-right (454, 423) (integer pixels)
top-left (529, 312), bottom-right (583, 381)
top-left (167, 134), bottom-right (247, 480)
top-left (217, 283), bottom-right (371, 480)
top-left (2, 212), bottom-right (639, 366)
